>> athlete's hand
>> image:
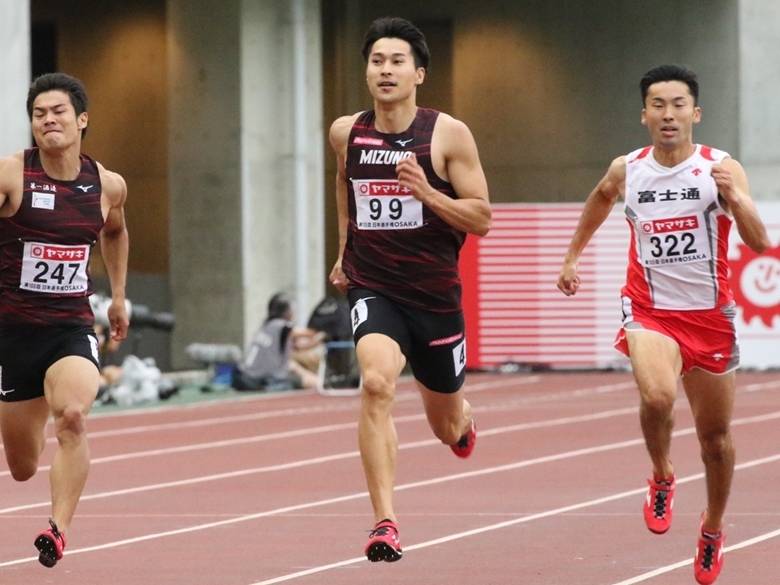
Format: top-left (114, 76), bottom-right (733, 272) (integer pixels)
top-left (396, 153), bottom-right (435, 204)
top-left (711, 163), bottom-right (741, 205)
top-left (329, 259), bottom-right (348, 293)
top-left (107, 298), bottom-right (130, 341)
top-left (557, 262), bottom-right (581, 296)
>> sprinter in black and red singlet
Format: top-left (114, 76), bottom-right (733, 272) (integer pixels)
top-left (328, 17), bottom-right (491, 563)
top-left (0, 73), bottom-right (129, 568)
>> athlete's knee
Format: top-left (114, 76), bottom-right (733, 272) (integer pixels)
top-left (5, 454), bottom-right (40, 481)
top-left (699, 427), bottom-right (732, 461)
top-left (53, 405), bottom-right (89, 443)
top-left (360, 369), bottom-right (395, 408)
top-left (640, 385), bottom-right (676, 415)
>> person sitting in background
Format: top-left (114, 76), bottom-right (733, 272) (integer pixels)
top-left (232, 292), bottom-right (324, 391)
top-left (94, 322), bottom-right (123, 391)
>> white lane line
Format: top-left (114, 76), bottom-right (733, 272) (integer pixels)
top-left (6, 397), bottom-right (780, 485)
top-left (0, 407), bottom-right (641, 512)
top-left (5, 407), bottom-right (780, 514)
top-left (2, 453), bottom-right (780, 572)
top-left (0, 381), bottom-right (637, 477)
top-left (246, 453), bottom-right (780, 585)
top-left (1, 434), bottom-right (779, 572)
top-left (5, 375), bottom-right (774, 453)
top-left (610, 527), bottom-right (780, 584)
top-left (0, 375), bottom-right (544, 452)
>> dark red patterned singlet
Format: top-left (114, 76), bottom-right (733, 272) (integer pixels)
top-left (0, 148), bottom-right (104, 326)
top-left (343, 108), bottom-right (466, 312)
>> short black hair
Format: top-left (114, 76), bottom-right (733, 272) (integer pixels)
top-left (27, 72), bottom-right (90, 138)
top-left (640, 64), bottom-right (699, 106)
top-left (267, 292), bottom-right (293, 321)
top-left (361, 17), bottom-right (430, 70)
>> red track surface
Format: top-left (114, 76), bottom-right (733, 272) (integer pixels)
top-left (1, 371), bottom-right (779, 584)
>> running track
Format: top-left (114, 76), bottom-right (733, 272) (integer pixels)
top-left (1, 371), bottom-right (779, 584)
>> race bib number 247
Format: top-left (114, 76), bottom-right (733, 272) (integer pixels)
top-left (20, 242), bottom-right (90, 294)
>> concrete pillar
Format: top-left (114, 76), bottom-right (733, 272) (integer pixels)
top-left (240, 0), bottom-right (324, 338)
top-left (0, 0), bottom-right (31, 154)
top-left (167, 0), bottom-right (323, 368)
top-left (739, 0), bottom-right (780, 201)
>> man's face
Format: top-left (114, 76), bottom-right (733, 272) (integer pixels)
top-left (31, 90), bottom-right (87, 151)
top-left (365, 37), bottom-right (425, 104)
top-left (641, 80), bottom-right (700, 149)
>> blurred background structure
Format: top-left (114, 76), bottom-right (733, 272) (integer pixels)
top-left (0, 0), bottom-right (778, 370)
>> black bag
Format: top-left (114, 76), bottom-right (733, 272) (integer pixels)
top-left (231, 368), bottom-right (295, 392)
top-left (307, 297), bottom-right (352, 341)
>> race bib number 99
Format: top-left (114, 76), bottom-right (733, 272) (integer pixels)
top-left (637, 214), bottom-right (711, 267)
top-left (20, 242), bottom-right (90, 294)
top-left (354, 179), bottom-right (423, 230)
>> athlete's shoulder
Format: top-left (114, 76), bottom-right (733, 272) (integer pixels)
top-left (626, 145), bottom-right (653, 164)
top-left (0, 152), bottom-right (25, 194)
top-left (432, 111), bottom-right (468, 132)
top-left (97, 163), bottom-right (127, 205)
top-left (433, 112), bottom-right (476, 150)
top-left (608, 155), bottom-right (627, 175)
top-left (0, 151), bottom-right (25, 173)
top-left (697, 144), bottom-right (730, 162)
top-left (329, 111), bottom-right (364, 149)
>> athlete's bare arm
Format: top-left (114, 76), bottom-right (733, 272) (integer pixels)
top-left (98, 165), bottom-right (130, 341)
top-left (557, 156), bottom-right (626, 296)
top-left (397, 113), bottom-right (491, 236)
top-left (0, 153), bottom-right (24, 217)
top-left (328, 113), bottom-right (361, 293)
top-left (712, 158), bottom-right (770, 254)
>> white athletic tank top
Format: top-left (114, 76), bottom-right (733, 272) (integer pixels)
top-left (621, 144), bottom-right (734, 310)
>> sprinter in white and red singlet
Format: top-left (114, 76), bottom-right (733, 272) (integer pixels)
top-left (557, 65), bottom-right (769, 585)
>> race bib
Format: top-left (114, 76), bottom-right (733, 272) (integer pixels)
top-left (452, 339), bottom-right (466, 377)
top-left (20, 242), bottom-right (90, 294)
top-left (354, 179), bottom-right (423, 230)
top-left (350, 297), bottom-right (372, 334)
top-left (636, 214), bottom-right (711, 267)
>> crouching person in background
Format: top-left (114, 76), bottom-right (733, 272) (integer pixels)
top-left (232, 292), bottom-right (325, 391)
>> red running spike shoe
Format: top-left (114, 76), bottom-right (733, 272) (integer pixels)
top-left (451, 419), bottom-right (477, 458)
top-left (694, 513), bottom-right (725, 585)
top-left (643, 474), bottom-right (675, 534)
top-left (365, 519), bottom-right (402, 562)
top-left (34, 518), bottom-right (66, 568)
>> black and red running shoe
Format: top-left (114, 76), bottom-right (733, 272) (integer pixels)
top-left (695, 513), bottom-right (725, 585)
top-left (365, 518), bottom-right (402, 562)
top-left (643, 474), bottom-right (675, 534)
top-left (451, 419), bottom-right (477, 458)
top-left (34, 518), bottom-right (66, 568)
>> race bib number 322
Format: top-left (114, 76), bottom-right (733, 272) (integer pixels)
top-left (637, 214), bottom-right (711, 267)
top-left (20, 242), bottom-right (90, 294)
top-left (354, 179), bottom-right (423, 230)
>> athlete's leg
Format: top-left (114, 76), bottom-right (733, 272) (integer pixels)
top-left (417, 382), bottom-right (471, 446)
top-left (355, 333), bottom-right (407, 523)
top-left (0, 397), bottom-right (51, 481)
top-left (682, 368), bottom-right (736, 533)
top-left (43, 356), bottom-right (100, 535)
top-left (626, 330), bottom-right (683, 479)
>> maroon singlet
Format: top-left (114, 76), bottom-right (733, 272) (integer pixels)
top-left (0, 148), bottom-right (103, 326)
top-left (342, 108), bottom-right (466, 312)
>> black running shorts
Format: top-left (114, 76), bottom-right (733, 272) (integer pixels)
top-left (0, 324), bottom-right (100, 402)
top-left (348, 288), bottom-right (466, 394)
